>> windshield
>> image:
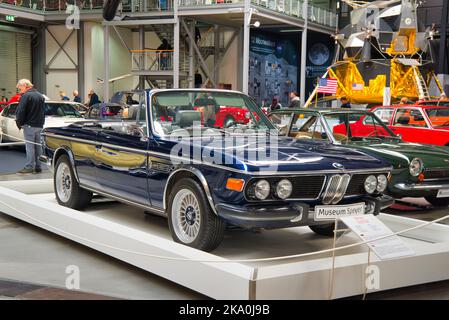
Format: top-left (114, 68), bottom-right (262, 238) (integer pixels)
top-left (44, 103), bottom-right (82, 118)
top-left (150, 90), bottom-right (274, 136)
top-left (269, 111), bottom-right (330, 141)
top-left (419, 101), bottom-right (449, 107)
top-left (323, 112), bottom-right (396, 143)
top-left (425, 108), bottom-right (449, 127)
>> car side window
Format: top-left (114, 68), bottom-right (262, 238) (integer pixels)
top-left (268, 113), bottom-right (292, 136)
top-left (393, 109), bottom-right (427, 127)
top-left (2, 106), bottom-right (9, 117)
top-left (7, 104), bottom-right (18, 118)
top-left (373, 108), bottom-right (394, 124)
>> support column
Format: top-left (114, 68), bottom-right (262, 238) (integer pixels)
top-left (189, 20), bottom-right (195, 88)
top-left (139, 25), bottom-right (145, 90)
top-left (439, 0), bottom-right (449, 74)
top-left (237, 27), bottom-right (243, 91)
top-left (300, 0), bottom-right (308, 106)
top-left (77, 21), bottom-right (84, 100)
top-left (173, 0), bottom-right (180, 88)
top-left (103, 24), bottom-right (110, 101)
top-left (242, 1), bottom-right (251, 94)
top-left (32, 23), bottom-right (46, 94)
top-left (214, 25), bottom-right (220, 87)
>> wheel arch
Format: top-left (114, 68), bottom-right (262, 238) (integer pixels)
top-left (53, 146), bottom-right (80, 183)
top-left (163, 167), bottom-right (217, 215)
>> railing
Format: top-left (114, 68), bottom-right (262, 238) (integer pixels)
top-left (0, 0), bottom-right (174, 12)
top-left (121, 0), bottom-right (174, 13)
top-left (0, 0), bottom-right (103, 11)
top-left (179, 0), bottom-right (243, 5)
top-left (251, 0), bottom-right (337, 28)
top-left (2, 0), bottom-right (335, 27)
top-left (178, 0), bottom-right (336, 28)
top-left (131, 50), bottom-right (174, 71)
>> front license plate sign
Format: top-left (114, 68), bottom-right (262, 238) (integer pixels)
top-left (314, 202), bottom-right (365, 221)
top-left (437, 189), bottom-right (449, 198)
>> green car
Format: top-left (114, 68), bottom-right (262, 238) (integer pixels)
top-left (269, 108), bottom-right (449, 206)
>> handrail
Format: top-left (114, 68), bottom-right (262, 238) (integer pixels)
top-left (130, 49), bottom-right (175, 53)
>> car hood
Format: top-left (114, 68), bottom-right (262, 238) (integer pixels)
top-left (349, 140), bottom-right (449, 169)
top-left (173, 135), bottom-right (391, 174)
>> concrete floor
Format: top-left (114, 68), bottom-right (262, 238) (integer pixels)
top-left (0, 148), bottom-right (449, 300)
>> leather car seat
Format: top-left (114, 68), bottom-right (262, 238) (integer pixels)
top-left (396, 116), bottom-right (410, 126)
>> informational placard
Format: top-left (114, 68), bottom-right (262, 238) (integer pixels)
top-left (340, 214), bottom-right (415, 260)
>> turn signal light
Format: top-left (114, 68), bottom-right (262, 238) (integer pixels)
top-left (226, 178), bottom-right (245, 192)
top-left (418, 173), bottom-right (425, 182)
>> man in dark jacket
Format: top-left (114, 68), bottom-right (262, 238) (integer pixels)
top-left (340, 97), bottom-right (351, 109)
top-left (15, 79), bottom-right (45, 174)
top-left (88, 89), bottom-right (100, 107)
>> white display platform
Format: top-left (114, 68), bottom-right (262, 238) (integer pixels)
top-left (1, 179), bottom-right (449, 299)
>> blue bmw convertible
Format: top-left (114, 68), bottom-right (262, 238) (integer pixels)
top-left (40, 89), bottom-right (393, 251)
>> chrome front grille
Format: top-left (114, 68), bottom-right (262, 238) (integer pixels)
top-left (322, 174), bottom-right (351, 205)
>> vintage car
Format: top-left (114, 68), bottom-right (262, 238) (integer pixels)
top-left (269, 108), bottom-right (449, 206)
top-left (40, 89), bottom-right (393, 251)
top-left (370, 105), bottom-right (449, 146)
top-left (0, 101), bottom-right (84, 143)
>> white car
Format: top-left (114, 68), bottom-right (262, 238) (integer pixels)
top-left (0, 101), bottom-right (85, 143)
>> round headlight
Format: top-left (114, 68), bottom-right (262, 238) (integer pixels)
top-left (376, 175), bottom-right (388, 192)
top-left (364, 175), bottom-right (377, 194)
top-left (254, 180), bottom-right (270, 200)
top-left (276, 179), bottom-right (293, 199)
top-left (409, 158), bottom-right (423, 177)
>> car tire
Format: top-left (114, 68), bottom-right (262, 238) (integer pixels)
top-left (224, 116), bottom-right (236, 128)
top-left (54, 154), bottom-right (92, 210)
top-left (168, 178), bottom-right (226, 251)
top-left (309, 223), bottom-right (336, 236)
top-left (424, 195), bottom-right (449, 207)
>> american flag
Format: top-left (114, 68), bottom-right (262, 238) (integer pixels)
top-left (317, 78), bottom-right (338, 94)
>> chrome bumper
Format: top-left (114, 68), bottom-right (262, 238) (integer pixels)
top-left (38, 155), bottom-right (52, 167)
top-left (395, 182), bottom-right (449, 191)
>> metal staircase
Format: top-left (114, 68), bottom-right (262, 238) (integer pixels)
top-left (132, 21), bottom-right (226, 88)
top-left (412, 66), bottom-right (431, 100)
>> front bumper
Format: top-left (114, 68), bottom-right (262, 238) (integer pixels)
top-left (39, 155), bottom-right (52, 167)
top-left (395, 182), bottom-right (449, 191)
top-left (215, 195), bottom-right (394, 229)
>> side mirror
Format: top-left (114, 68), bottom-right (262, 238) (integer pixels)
top-left (103, 0), bottom-right (121, 21)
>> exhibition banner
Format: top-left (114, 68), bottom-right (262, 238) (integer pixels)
top-left (249, 32), bottom-right (298, 108)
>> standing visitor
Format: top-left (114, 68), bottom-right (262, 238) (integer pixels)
top-left (15, 79), bottom-right (45, 174)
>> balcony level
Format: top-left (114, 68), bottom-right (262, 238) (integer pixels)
top-left (0, 0), bottom-right (337, 32)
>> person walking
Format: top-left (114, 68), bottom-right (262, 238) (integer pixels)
top-left (73, 90), bottom-right (82, 103)
top-left (340, 97), bottom-right (351, 108)
top-left (288, 91), bottom-right (300, 108)
top-left (269, 97), bottom-right (282, 111)
top-left (194, 70), bottom-right (203, 88)
top-left (60, 91), bottom-right (70, 101)
top-left (88, 89), bottom-right (100, 107)
top-left (15, 79), bottom-right (45, 174)
top-left (157, 38), bottom-right (172, 70)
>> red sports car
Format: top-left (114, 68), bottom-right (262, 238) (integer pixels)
top-left (361, 104), bottom-right (449, 146)
top-left (193, 96), bottom-right (262, 128)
